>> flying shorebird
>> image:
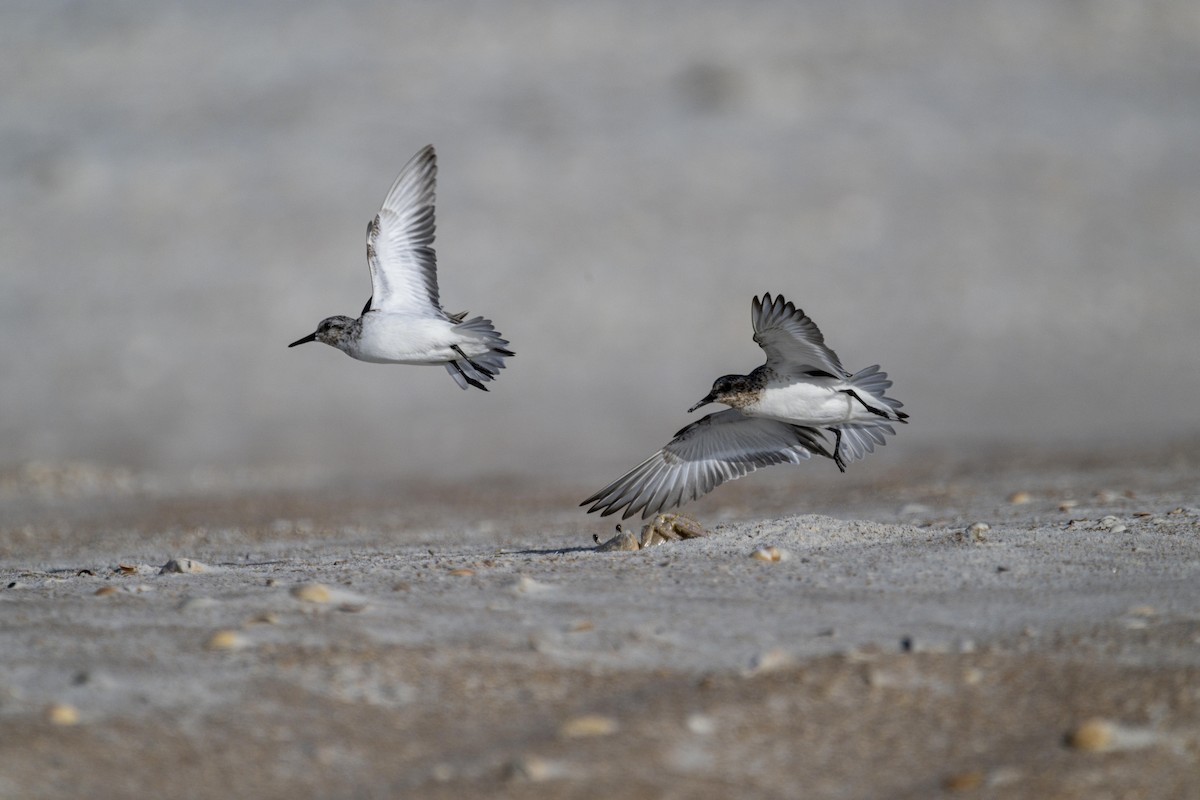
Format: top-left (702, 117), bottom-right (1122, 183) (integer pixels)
top-left (289, 145), bottom-right (514, 391)
top-left (581, 293), bottom-right (906, 520)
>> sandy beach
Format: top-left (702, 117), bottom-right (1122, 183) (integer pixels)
top-left (4, 2), bottom-right (1200, 796)
top-left (2, 445), bottom-right (1197, 798)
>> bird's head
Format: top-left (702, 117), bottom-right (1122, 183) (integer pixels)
top-left (288, 315), bottom-right (357, 350)
top-left (687, 374), bottom-right (755, 412)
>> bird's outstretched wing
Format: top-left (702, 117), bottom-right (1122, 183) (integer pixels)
top-left (751, 293), bottom-right (847, 378)
top-left (581, 410), bottom-right (831, 520)
top-left (363, 145), bottom-right (444, 317)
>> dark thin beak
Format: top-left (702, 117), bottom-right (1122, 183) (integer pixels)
top-left (288, 331), bottom-right (318, 348)
top-left (687, 393), bottom-right (715, 414)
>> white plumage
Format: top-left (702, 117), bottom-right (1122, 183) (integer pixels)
top-left (289, 145), bottom-right (513, 391)
top-left (583, 293), bottom-right (907, 519)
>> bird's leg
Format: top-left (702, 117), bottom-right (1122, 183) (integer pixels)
top-left (840, 389), bottom-right (891, 419)
top-left (452, 344), bottom-right (495, 378)
top-left (449, 358), bottom-right (488, 391)
top-left (830, 428), bottom-right (847, 473)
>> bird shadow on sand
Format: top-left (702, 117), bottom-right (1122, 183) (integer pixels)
top-left (503, 545), bottom-right (599, 556)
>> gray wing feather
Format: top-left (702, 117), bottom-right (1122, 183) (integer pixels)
top-left (751, 293), bottom-right (847, 378)
top-left (365, 145), bottom-right (444, 317)
top-left (834, 421), bottom-right (896, 463)
top-left (581, 409), bottom-right (830, 520)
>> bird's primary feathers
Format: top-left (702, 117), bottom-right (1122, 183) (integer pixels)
top-left (582, 293), bottom-right (906, 519)
top-left (289, 145), bottom-right (514, 391)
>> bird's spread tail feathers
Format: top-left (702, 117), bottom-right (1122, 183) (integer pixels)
top-left (844, 365), bottom-right (907, 422)
top-left (827, 365), bottom-right (907, 470)
top-left (830, 420), bottom-right (895, 470)
top-left (443, 315), bottom-right (515, 391)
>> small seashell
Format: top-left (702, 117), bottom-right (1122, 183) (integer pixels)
top-left (942, 771), bottom-right (985, 791)
top-left (117, 563), bottom-right (139, 575)
top-left (508, 575), bottom-right (554, 595)
top-left (1066, 718), bottom-right (1115, 751)
top-left (94, 586), bottom-right (119, 597)
top-left (160, 558), bottom-right (210, 574)
top-left (744, 648), bottom-right (793, 675)
top-left (1007, 491), bottom-right (1032, 505)
top-left (46, 703), bottom-right (80, 726)
top-left (447, 568), bottom-right (475, 577)
top-left (559, 714), bottom-right (619, 738)
top-left (1058, 499), bottom-right (1079, 511)
top-left (205, 629), bottom-right (247, 651)
top-left (504, 755), bottom-right (561, 782)
top-left (290, 583), bottom-right (332, 603)
top-left (963, 522), bottom-right (989, 542)
top-left (177, 596), bottom-right (219, 612)
top-left (291, 582), bottom-right (366, 608)
top-left (1109, 524), bottom-right (1127, 534)
top-left (750, 546), bottom-right (784, 562)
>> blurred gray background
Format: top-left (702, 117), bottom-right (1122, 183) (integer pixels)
top-left (3, 1), bottom-right (1198, 485)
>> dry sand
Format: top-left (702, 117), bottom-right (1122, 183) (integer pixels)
top-left (5, 4), bottom-right (1199, 797)
top-left (1, 445), bottom-right (1198, 799)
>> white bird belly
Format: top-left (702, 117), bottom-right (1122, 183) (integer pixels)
top-left (745, 381), bottom-right (856, 426)
top-left (350, 314), bottom-right (483, 364)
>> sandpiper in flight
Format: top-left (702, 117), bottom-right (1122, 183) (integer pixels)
top-left (289, 145), bottom-right (514, 391)
top-left (582, 293), bottom-right (906, 520)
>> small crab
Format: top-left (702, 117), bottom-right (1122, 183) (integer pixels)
top-left (593, 512), bottom-right (710, 551)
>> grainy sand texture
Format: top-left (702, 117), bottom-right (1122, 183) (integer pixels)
top-left (2, 447), bottom-right (1198, 798)
top-left (4, 2), bottom-right (1200, 797)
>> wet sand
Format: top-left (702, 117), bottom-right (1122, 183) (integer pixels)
top-left (1, 445), bottom-right (1198, 798)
